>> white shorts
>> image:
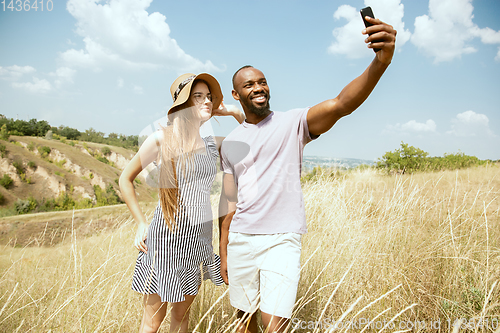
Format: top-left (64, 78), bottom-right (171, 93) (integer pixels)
top-left (227, 232), bottom-right (302, 318)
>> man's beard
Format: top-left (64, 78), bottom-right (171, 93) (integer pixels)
top-left (248, 102), bottom-right (270, 116)
top-left (244, 93), bottom-right (271, 116)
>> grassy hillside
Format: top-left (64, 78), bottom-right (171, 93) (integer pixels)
top-left (0, 136), bottom-right (157, 215)
top-left (0, 165), bottom-right (498, 332)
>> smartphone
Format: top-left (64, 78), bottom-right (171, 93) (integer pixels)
top-left (360, 6), bottom-right (380, 52)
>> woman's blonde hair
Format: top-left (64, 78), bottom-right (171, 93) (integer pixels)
top-left (158, 79), bottom-right (210, 232)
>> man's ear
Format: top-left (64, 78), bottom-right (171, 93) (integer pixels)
top-left (231, 89), bottom-right (240, 101)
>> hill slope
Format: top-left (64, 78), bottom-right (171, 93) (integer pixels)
top-left (0, 136), bottom-right (157, 209)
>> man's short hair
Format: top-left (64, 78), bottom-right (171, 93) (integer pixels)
top-left (232, 65), bottom-right (254, 90)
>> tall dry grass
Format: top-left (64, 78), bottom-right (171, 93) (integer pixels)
top-left (0, 165), bottom-right (499, 332)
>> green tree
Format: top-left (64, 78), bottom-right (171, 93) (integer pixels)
top-left (57, 126), bottom-right (81, 140)
top-left (377, 142), bottom-right (429, 173)
top-left (35, 120), bottom-right (51, 136)
top-left (0, 124), bottom-right (9, 141)
top-left (80, 128), bottom-right (106, 143)
top-left (10, 119), bottom-right (32, 136)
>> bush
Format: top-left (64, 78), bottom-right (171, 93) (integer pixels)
top-left (0, 174), bottom-right (13, 189)
top-left (25, 176), bottom-right (32, 184)
top-left (75, 198), bottom-right (93, 209)
top-left (101, 146), bottom-right (111, 156)
top-left (12, 160), bottom-right (24, 175)
top-left (0, 144), bottom-right (7, 158)
top-left (14, 197), bottom-right (37, 214)
top-left (15, 199), bottom-right (31, 214)
top-left (376, 142), bottom-right (428, 173)
top-left (27, 161), bottom-right (36, 169)
top-left (27, 142), bottom-right (35, 151)
top-left (0, 193), bottom-right (4, 205)
top-left (376, 142), bottom-right (488, 174)
top-left (55, 159), bottom-right (66, 168)
top-left (38, 146), bottom-right (51, 158)
top-left (96, 156), bottom-right (109, 164)
top-left (94, 184), bottom-right (122, 207)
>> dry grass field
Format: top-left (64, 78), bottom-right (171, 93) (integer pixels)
top-left (0, 165), bottom-right (499, 332)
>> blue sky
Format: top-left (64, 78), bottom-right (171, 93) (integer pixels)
top-left (0, 0), bottom-right (499, 160)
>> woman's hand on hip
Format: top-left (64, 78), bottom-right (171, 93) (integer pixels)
top-left (135, 222), bottom-right (149, 253)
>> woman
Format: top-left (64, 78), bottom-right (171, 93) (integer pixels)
top-left (119, 73), bottom-right (244, 333)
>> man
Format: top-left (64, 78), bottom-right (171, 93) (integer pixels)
top-left (219, 16), bottom-right (397, 333)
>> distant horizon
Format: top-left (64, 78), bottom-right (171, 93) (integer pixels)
top-left (2, 111), bottom-right (497, 162)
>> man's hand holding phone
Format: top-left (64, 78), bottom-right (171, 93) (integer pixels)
top-left (360, 6), bottom-right (397, 65)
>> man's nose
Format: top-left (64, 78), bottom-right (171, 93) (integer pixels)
top-left (253, 83), bottom-right (264, 92)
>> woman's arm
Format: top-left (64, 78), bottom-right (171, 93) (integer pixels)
top-left (119, 131), bottom-right (161, 253)
top-left (213, 103), bottom-right (245, 152)
top-left (213, 102), bottom-right (245, 124)
top-left (218, 172), bottom-right (238, 284)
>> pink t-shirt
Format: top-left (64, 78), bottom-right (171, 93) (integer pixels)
top-left (220, 108), bottom-right (317, 234)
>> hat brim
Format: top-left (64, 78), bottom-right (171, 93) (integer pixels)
top-left (168, 73), bottom-right (223, 115)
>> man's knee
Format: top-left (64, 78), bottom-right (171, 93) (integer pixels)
top-left (261, 312), bottom-right (288, 333)
top-left (237, 309), bottom-right (255, 320)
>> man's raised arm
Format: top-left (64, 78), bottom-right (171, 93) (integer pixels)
top-left (307, 17), bottom-right (397, 136)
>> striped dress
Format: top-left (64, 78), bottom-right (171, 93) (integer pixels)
top-left (131, 136), bottom-right (224, 303)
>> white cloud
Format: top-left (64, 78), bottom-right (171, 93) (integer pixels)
top-left (474, 27), bottom-right (500, 61)
top-left (328, 0), bottom-right (411, 58)
top-left (117, 77), bottom-right (124, 88)
top-left (3, 65), bottom-right (73, 92)
top-left (385, 119), bottom-right (437, 134)
top-left (61, 0), bottom-right (220, 72)
top-left (447, 111), bottom-right (496, 137)
top-left (50, 67), bottom-right (76, 88)
top-left (412, 0), bottom-right (500, 63)
top-left (12, 77), bottom-right (52, 94)
top-left (0, 65), bottom-right (36, 80)
top-left (133, 85), bottom-right (144, 95)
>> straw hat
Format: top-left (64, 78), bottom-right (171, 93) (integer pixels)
top-left (168, 73), bottom-right (223, 114)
